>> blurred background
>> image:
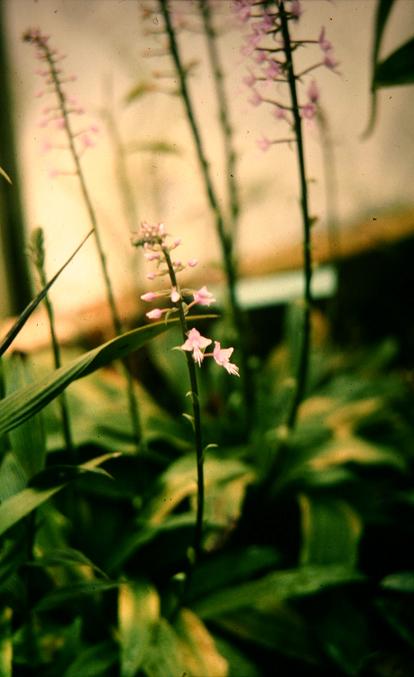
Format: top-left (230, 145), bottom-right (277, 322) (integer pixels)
top-left (1, 0), bottom-right (414, 343)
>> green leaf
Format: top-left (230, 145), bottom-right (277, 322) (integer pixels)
top-left (0, 319), bottom-right (178, 437)
top-left (0, 230), bottom-right (92, 357)
top-left (0, 452), bottom-right (119, 537)
top-left (141, 618), bottom-right (184, 677)
top-left (124, 81), bottom-right (157, 105)
top-left (305, 437), bottom-right (406, 472)
top-left (0, 165), bottom-right (12, 184)
top-left (0, 608), bottom-right (12, 676)
top-left (118, 579), bottom-right (160, 677)
top-left (4, 354), bottom-right (46, 479)
top-left (192, 565), bottom-right (364, 620)
top-left (299, 495), bottom-right (362, 566)
top-left (143, 453), bottom-right (253, 525)
top-left (212, 636), bottom-right (261, 677)
top-left (35, 579), bottom-right (120, 612)
top-left (64, 641), bottom-right (118, 677)
top-left (189, 546), bottom-right (281, 600)
top-left (27, 547), bottom-right (109, 580)
top-left (381, 571), bottom-right (414, 593)
top-left (374, 37), bottom-right (414, 86)
top-left (364, 0), bottom-right (396, 136)
top-left (213, 604), bottom-right (318, 664)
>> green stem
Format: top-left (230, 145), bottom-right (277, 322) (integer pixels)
top-left (159, 0), bottom-right (252, 431)
top-left (199, 0), bottom-right (240, 238)
top-left (41, 44), bottom-right (142, 450)
top-left (161, 246), bottom-right (204, 562)
top-left (279, 1), bottom-right (313, 430)
top-left (316, 105), bottom-right (340, 261)
top-left (35, 249), bottom-right (74, 455)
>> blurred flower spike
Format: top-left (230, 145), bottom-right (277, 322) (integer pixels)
top-left (132, 222), bottom-right (239, 376)
top-left (23, 27), bottom-right (98, 174)
top-left (235, 0), bottom-right (339, 145)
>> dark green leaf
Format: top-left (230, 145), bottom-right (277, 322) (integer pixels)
top-left (64, 641), bottom-right (118, 677)
top-left (213, 605), bottom-right (318, 664)
top-left (0, 320), bottom-right (177, 437)
top-left (381, 572), bottom-right (414, 593)
top-left (192, 565), bottom-right (364, 620)
top-left (0, 608), bottom-right (12, 676)
top-left (374, 37), bottom-right (414, 86)
top-left (3, 354), bottom-right (46, 479)
top-left (363, 0), bottom-right (396, 136)
top-left (299, 495), bottom-right (362, 566)
top-left (27, 547), bottom-right (109, 580)
top-left (189, 546), bottom-right (281, 600)
top-left (0, 452), bottom-right (119, 536)
top-left (35, 579), bottom-right (120, 612)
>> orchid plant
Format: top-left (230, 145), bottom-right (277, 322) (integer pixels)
top-left (133, 221), bottom-right (239, 564)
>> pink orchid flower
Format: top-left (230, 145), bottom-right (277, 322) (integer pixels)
top-left (213, 341), bottom-right (240, 376)
top-left (181, 328), bottom-right (212, 366)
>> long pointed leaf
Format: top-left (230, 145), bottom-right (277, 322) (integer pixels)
top-left (0, 315), bottom-right (214, 438)
top-left (0, 452), bottom-right (118, 537)
top-left (363, 0), bottom-right (395, 137)
top-left (0, 229), bottom-right (93, 357)
top-left (374, 37), bottom-right (414, 86)
top-left (0, 322), bottom-right (171, 437)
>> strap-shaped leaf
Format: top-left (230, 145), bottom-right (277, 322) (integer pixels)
top-left (374, 37), bottom-right (414, 86)
top-left (0, 452), bottom-right (118, 537)
top-left (0, 320), bottom-right (175, 437)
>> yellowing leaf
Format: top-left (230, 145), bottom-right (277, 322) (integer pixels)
top-left (174, 609), bottom-right (228, 677)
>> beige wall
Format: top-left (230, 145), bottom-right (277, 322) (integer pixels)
top-left (2, 0), bottom-right (414, 316)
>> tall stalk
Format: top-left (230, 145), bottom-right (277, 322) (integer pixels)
top-left (158, 0), bottom-right (252, 429)
top-left (24, 30), bottom-right (142, 449)
top-left (29, 228), bottom-right (74, 455)
top-left (279, 0), bottom-right (313, 430)
top-left (198, 0), bottom-right (240, 238)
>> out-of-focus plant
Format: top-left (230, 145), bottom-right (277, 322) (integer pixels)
top-left (23, 28), bottom-right (142, 450)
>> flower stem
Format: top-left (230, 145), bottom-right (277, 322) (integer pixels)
top-left (159, 0), bottom-right (253, 432)
top-left (161, 245), bottom-right (204, 561)
top-left (42, 44), bottom-right (143, 449)
top-left (198, 0), bottom-right (240, 238)
top-left (279, 0), bottom-right (313, 430)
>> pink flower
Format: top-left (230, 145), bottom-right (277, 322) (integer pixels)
top-left (193, 286), bottom-right (216, 306)
top-left (301, 102), bottom-right (316, 120)
top-left (243, 70), bottom-right (256, 88)
top-left (248, 89), bottom-right (262, 107)
top-left (273, 106), bottom-right (287, 121)
top-left (170, 287), bottom-right (180, 303)
top-left (141, 291), bottom-right (158, 302)
top-left (255, 51), bottom-right (268, 64)
top-left (324, 52), bottom-right (339, 71)
top-left (265, 60), bottom-right (281, 80)
top-left (181, 328), bottom-right (212, 366)
top-left (318, 27), bottom-right (332, 53)
top-left (187, 258), bottom-right (198, 268)
top-left (307, 79), bottom-right (319, 104)
top-left (146, 308), bottom-right (165, 320)
top-left (213, 342), bottom-right (240, 376)
top-left (257, 136), bottom-right (271, 152)
top-left (290, 0), bottom-right (302, 19)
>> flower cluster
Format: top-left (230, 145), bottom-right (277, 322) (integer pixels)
top-left (132, 222), bottom-right (239, 376)
top-left (233, 0), bottom-right (339, 149)
top-left (23, 28), bottom-right (98, 176)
